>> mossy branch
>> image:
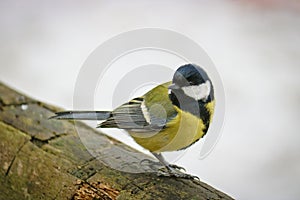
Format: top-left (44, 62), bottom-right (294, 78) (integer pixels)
top-left (0, 82), bottom-right (233, 200)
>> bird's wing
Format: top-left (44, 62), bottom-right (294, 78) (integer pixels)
top-left (98, 82), bottom-right (177, 131)
top-left (98, 97), bottom-right (150, 130)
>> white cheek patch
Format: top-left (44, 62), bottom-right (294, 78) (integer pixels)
top-left (182, 80), bottom-right (211, 100)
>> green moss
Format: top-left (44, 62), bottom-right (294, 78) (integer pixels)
top-left (48, 135), bottom-right (94, 165)
top-left (0, 121), bottom-right (30, 175)
top-left (6, 142), bottom-right (77, 199)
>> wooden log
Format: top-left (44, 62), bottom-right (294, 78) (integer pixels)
top-left (0, 82), bottom-right (233, 200)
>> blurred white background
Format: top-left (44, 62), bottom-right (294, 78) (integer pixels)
top-left (1, 0), bottom-right (300, 199)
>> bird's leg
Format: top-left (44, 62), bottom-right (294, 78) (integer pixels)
top-left (140, 154), bottom-right (184, 171)
top-left (151, 153), bottom-right (199, 180)
top-left (140, 158), bottom-right (163, 171)
top-left (152, 153), bottom-right (185, 171)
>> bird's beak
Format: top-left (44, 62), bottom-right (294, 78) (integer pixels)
top-left (168, 83), bottom-right (180, 90)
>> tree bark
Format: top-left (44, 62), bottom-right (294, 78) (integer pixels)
top-left (0, 82), bottom-right (233, 200)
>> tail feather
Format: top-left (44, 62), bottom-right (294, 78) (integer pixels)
top-left (49, 111), bottom-right (111, 120)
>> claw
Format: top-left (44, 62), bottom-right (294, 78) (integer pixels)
top-left (142, 153), bottom-right (199, 180)
top-left (156, 168), bottom-right (199, 180)
top-left (140, 158), bottom-right (164, 170)
top-left (168, 164), bottom-right (186, 172)
top-left (140, 158), bottom-right (162, 166)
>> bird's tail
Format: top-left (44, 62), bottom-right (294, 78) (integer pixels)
top-left (49, 111), bottom-right (111, 120)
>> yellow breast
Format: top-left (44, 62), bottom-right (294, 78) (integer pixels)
top-left (130, 106), bottom-right (206, 153)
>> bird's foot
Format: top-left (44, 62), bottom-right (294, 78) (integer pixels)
top-left (140, 159), bottom-right (186, 172)
top-left (140, 158), bottom-right (164, 170)
top-left (167, 164), bottom-right (186, 172)
top-left (140, 158), bottom-right (198, 180)
top-left (157, 166), bottom-right (199, 180)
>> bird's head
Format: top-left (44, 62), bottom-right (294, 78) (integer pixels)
top-left (169, 64), bottom-right (214, 107)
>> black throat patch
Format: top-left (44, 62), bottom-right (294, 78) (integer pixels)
top-left (169, 90), bottom-right (211, 135)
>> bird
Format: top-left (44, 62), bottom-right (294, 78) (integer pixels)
top-left (50, 63), bottom-right (215, 179)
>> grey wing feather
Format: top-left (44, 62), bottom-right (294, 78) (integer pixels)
top-left (98, 97), bottom-right (165, 131)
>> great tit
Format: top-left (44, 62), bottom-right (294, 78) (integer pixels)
top-left (51, 63), bottom-right (215, 179)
